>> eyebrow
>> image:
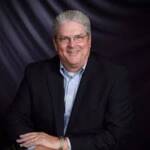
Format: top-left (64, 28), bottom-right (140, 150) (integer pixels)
top-left (58, 33), bottom-right (87, 38)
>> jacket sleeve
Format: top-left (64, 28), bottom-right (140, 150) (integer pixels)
top-left (5, 66), bottom-right (34, 143)
top-left (69, 67), bottom-right (134, 150)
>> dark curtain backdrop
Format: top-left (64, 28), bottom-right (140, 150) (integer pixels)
top-left (0, 0), bottom-right (150, 149)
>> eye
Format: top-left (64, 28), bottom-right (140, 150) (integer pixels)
top-left (74, 35), bottom-right (83, 41)
top-left (57, 37), bottom-right (69, 43)
top-left (74, 34), bottom-right (87, 42)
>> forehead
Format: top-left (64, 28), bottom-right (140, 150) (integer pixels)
top-left (57, 21), bottom-right (86, 36)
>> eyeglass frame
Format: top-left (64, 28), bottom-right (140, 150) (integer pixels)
top-left (55, 33), bottom-right (89, 44)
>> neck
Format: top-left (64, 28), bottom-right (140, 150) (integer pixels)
top-left (61, 60), bottom-right (87, 73)
top-left (63, 64), bottom-right (83, 73)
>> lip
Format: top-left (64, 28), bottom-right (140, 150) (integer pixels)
top-left (67, 51), bottom-right (80, 56)
top-left (67, 49), bottom-right (80, 53)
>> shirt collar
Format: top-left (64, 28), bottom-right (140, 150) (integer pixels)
top-left (60, 62), bottom-right (86, 78)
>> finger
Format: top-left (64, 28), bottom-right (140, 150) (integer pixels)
top-left (17, 132), bottom-right (40, 143)
top-left (19, 139), bottom-right (38, 148)
top-left (19, 135), bottom-right (42, 148)
top-left (20, 132), bottom-right (38, 138)
top-left (20, 142), bottom-right (34, 148)
top-left (16, 135), bottom-right (37, 143)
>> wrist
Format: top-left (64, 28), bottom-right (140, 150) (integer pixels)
top-left (58, 137), bottom-right (68, 150)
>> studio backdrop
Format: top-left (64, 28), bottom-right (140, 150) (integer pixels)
top-left (0, 0), bottom-right (150, 149)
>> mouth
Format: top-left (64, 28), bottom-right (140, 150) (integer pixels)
top-left (67, 49), bottom-right (80, 55)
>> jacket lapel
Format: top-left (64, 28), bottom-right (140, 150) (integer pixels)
top-left (66, 53), bottom-right (106, 135)
top-left (47, 57), bottom-right (65, 136)
top-left (65, 55), bottom-right (97, 134)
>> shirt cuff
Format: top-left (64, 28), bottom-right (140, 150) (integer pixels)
top-left (66, 137), bottom-right (71, 150)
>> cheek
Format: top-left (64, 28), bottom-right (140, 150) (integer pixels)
top-left (82, 42), bottom-right (91, 52)
top-left (56, 45), bottom-right (66, 54)
top-left (82, 39), bottom-right (91, 49)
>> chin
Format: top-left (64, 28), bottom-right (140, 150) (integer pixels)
top-left (70, 57), bottom-right (81, 63)
top-left (69, 62), bottom-right (79, 66)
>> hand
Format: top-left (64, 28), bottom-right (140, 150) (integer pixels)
top-left (16, 132), bottom-right (60, 149)
top-left (34, 145), bottom-right (55, 150)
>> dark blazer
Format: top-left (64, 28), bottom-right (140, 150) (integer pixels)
top-left (6, 53), bottom-right (133, 150)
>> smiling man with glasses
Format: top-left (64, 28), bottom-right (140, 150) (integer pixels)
top-left (6, 10), bottom-right (133, 150)
top-left (53, 12), bottom-right (91, 73)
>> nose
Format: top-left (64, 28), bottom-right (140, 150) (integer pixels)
top-left (67, 38), bottom-right (75, 48)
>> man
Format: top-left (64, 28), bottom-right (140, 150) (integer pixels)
top-left (6, 10), bottom-right (133, 150)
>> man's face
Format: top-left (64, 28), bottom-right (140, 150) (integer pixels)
top-left (53, 21), bottom-right (91, 72)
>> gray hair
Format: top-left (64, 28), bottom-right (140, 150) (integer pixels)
top-left (53, 10), bottom-right (91, 36)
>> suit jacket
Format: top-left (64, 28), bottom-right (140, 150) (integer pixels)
top-left (6, 53), bottom-right (133, 150)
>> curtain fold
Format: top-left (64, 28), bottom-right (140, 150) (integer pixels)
top-left (0, 0), bottom-right (150, 149)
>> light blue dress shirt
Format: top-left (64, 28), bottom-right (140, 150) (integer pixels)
top-left (60, 63), bottom-right (85, 134)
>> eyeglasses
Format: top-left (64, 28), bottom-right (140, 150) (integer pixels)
top-left (56, 33), bottom-right (88, 44)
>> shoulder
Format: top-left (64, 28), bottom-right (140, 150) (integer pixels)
top-left (22, 55), bottom-right (60, 81)
top-left (25, 55), bottom-right (59, 73)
